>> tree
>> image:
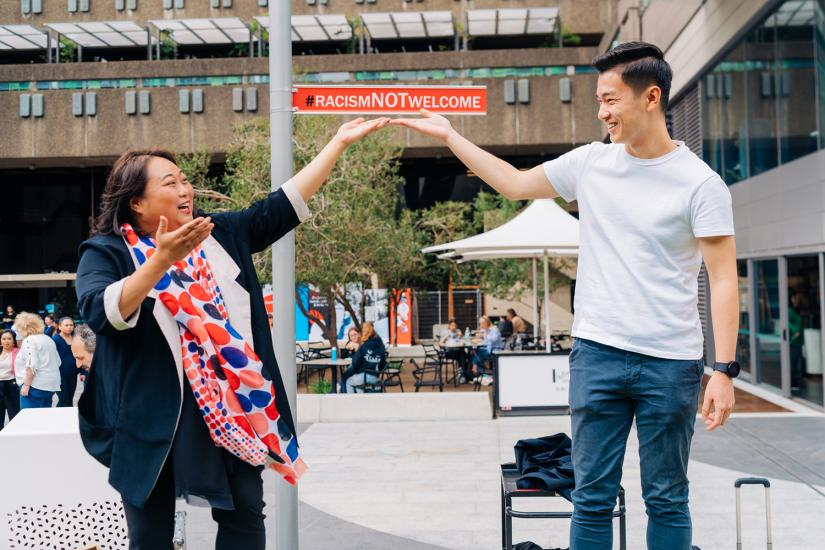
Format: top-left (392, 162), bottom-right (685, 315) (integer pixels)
top-left (181, 115), bottom-right (418, 351)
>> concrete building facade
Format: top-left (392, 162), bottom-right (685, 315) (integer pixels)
top-left (0, 1), bottom-right (609, 333)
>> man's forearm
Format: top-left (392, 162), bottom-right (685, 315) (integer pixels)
top-left (710, 277), bottom-right (739, 363)
top-left (444, 130), bottom-right (524, 199)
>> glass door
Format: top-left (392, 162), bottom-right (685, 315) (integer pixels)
top-left (737, 260), bottom-right (752, 379)
top-left (754, 259), bottom-right (784, 390)
top-left (787, 255), bottom-right (823, 406)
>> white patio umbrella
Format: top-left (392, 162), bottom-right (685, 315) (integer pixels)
top-left (423, 199), bottom-right (580, 351)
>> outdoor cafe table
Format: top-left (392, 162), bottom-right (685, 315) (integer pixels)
top-left (299, 357), bottom-right (352, 393)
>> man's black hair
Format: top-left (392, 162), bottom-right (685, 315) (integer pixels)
top-left (592, 41), bottom-right (672, 112)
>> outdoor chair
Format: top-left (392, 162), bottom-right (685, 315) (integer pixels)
top-left (299, 343), bottom-right (334, 387)
top-left (411, 351), bottom-right (444, 392)
top-left (296, 344), bottom-right (310, 384)
top-left (347, 352), bottom-right (387, 393)
top-left (354, 355), bottom-right (405, 393)
top-left (438, 347), bottom-right (461, 387)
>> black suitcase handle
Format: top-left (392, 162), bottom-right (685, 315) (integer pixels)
top-left (735, 477), bottom-right (771, 488)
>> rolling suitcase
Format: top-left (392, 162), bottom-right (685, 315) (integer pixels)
top-left (735, 477), bottom-right (772, 550)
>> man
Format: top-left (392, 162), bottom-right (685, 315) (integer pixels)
top-left (393, 42), bottom-right (738, 550)
top-left (71, 324), bottom-right (96, 384)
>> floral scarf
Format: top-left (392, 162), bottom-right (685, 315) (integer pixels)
top-left (122, 224), bottom-right (306, 484)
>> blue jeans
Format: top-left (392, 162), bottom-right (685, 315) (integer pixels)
top-left (472, 348), bottom-right (491, 373)
top-left (341, 372), bottom-right (379, 393)
top-left (20, 386), bottom-right (55, 409)
top-left (569, 338), bottom-right (703, 550)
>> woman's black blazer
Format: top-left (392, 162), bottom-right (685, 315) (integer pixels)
top-left (76, 187), bottom-right (305, 507)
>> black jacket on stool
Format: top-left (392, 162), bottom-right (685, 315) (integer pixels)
top-left (76, 188), bottom-right (302, 508)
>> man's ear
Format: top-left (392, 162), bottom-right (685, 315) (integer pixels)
top-left (645, 85), bottom-right (662, 112)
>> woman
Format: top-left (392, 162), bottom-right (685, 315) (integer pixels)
top-left (53, 316), bottom-right (78, 407)
top-left (75, 116), bottom-right (388, 550)
top-left (0, 330), bottom-right (21, 428)
top-left (340, 321), bottom-right (386, 393)
top-left (2, 305), bottom-right (16, 330)
top-left (13, 312), bottom-right (61, 409)
top-left (340, 325), bottom-right (361, 359)
top-left (471, 315), bottom-right (503, 386)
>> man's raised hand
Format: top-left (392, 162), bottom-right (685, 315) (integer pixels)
top-left (389, 109), bottom-right (454, 142)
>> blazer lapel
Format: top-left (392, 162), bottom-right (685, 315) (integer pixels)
top-left (153, 300), bottom-right (183, 390)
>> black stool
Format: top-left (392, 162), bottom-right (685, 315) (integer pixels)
top-left (500, 463), bottom-right (627, 550)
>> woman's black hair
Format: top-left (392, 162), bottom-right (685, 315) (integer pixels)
top-left (92, 149), bottom-right (177, 236)
top-left (591, 41), bottom-right (672, 112)
top-left (1, 329), bottom-right (17, 348)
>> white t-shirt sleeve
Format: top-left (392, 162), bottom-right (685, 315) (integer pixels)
top-left (541, 143), bottom-right (594, 202)
top-left (690, 175), bottom-right (735, 237)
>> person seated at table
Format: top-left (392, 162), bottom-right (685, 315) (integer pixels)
top-left (438, 319), bottom-right (462, 346)
top-left (507, 308), bottom-right (528, 334)
top-left (340, 326), bottom-right (362, 359)
top-left (439, 319), bottom-right (469, 382)
top-left (472, 316), bottom-right (504, 386)
top-left (340, 321), bottom-right (386, 393)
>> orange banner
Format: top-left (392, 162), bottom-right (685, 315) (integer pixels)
top-left (293, 85), bottom-right (486, 116)
top-left (390, 289), bottom-right (413, 346)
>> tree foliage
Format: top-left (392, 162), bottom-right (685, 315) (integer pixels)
top-left (180, 116), bottom-right (418, 349)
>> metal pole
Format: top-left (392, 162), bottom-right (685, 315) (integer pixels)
top-left (269, 4), bottom-right (299, 550)
top-left (531, 258), bottom-right (538, 339)
top-left (359, 16), bottom-right (365, 54)
top-left (543, 254), bottom-right (551, 352)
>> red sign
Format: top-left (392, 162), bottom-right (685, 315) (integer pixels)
top-left (293, 85), bottom-right (486, 116)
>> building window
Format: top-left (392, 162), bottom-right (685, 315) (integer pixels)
top-left (21, 0), bottom-right (42, 14)
top-left (701, 0), bottom-right (823, 185)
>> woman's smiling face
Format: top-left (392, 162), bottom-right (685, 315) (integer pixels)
top-left (131, 156), bottom-right (194, 234)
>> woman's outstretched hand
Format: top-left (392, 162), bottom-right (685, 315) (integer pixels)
top-left (334, 117), bottom-right (391, 147)
top-left (155, 215), bottom-right (214, 265)
top-left (389, 109), bottom-right (454, 142)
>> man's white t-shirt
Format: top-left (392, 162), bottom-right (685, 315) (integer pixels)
top-left (543, 141), bottom-right (734, 360)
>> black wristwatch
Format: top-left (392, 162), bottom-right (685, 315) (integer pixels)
top-left (712, 360), bottom-right (740, 378)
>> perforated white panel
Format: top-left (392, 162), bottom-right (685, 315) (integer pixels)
top-left (6, 501), bottom-right (127, 549)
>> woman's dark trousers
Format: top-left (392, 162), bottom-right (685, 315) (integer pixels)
top-left (122, 456), bottom-right (266, 550)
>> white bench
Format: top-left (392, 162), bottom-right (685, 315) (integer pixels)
top-left (0, 407), bottom-right (127, 550)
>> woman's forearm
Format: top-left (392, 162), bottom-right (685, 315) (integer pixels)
top-left (118, 251), bottom-right (174, 320)
top-left (292, 137), bottom-right (347, 203)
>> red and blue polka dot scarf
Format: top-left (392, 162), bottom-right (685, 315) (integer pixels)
top-left (122, 224), bottom-right (306, 484)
